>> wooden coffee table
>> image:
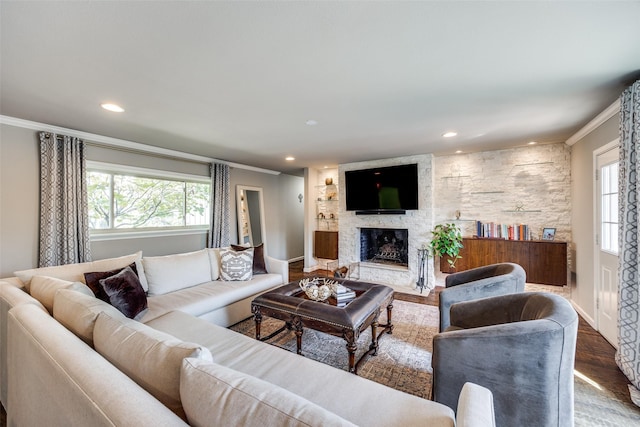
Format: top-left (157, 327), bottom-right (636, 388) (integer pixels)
top-left (251, 279), bottom-right (394, 374)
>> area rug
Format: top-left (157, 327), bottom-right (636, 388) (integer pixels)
top-left (230, 299), bottom-right (437, 399)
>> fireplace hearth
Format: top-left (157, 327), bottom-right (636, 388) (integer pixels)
top-left (360, 228), bottom-right (409, 267)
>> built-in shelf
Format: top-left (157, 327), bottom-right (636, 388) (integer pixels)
top-left (316, 199), bottom-right (339, 202)
top-left (514, 161), bottom-right (554, 167)
top-left (503, 210), bottom-right (542, 213)
top-left (441, 175), bottom-right (471, 179)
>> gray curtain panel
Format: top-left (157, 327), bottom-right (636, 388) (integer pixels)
top-left (208, 162), bottom-right (230, 248)
top-left (38, 132), bottom-right (92, 267)
top-left (617, 79), bottom-right (640, 406)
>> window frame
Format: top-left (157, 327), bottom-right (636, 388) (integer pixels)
top-left (600, 161), bottom-right (619, 255)
top-left (86, 161), bottom-right (210, 241)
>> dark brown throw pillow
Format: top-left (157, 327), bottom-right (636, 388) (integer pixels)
top-left (84, 263), bottom-right (139, 302)
top-left (231, 243), bottom-right (268, 274)
top-left (98, 266), bottom-right (148, 320)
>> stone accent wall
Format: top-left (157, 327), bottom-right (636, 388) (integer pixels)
top-left (434, 143), bottom-right (572, 270)
top-left (338, 154), bottom-right (435, 291)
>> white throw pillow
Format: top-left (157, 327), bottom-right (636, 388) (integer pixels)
top-left (93, 312), bottom-right (212, 420)
top-left (53, 288), bottom-right (124, 347)
top-left (142, 249), bottom-right (212, 296)
top-left (14, 251), bottom-right (143, 291)
top-left (219, 248), bottom-right (253, 281)
top-left (180, 358), bottom-right (356, 427)
top-left (29, 275), bottom-right (94, 314)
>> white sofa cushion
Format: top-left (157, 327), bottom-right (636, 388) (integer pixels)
top-left (93, 311), bottom-right (212, 420)
top-left (219, 248), bottom-right (253, 281)
top-left (29, 276), bottom-right (94, 314)
top-left (53, 288), bottom-right (124, 347)
top-left (180, 358), bottom-right (356, 427)
top-left (140, 274), bottom-right (282, 323)
top-left (14, 251), bottom-right (143, 291)
top-left (206, 248), bottom-right (221, 281)
top-left (143, 249), bottom-right (212, 296)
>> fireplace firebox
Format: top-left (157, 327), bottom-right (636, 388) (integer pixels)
top-left (359, 228), bottom-right (409, 267)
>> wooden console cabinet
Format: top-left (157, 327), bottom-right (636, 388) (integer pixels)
top-left (314, 231), bottom-right (338, 260)
top-left (440, 237), bottom-right (568, 286)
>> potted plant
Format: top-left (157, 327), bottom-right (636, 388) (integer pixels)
top-left (430, 223), bottom-right (463, 272)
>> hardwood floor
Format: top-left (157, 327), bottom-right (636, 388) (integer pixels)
top-left (288, 260), bottom-right (634, 408)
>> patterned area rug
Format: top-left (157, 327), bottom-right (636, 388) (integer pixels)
top-left (230, 299), bottom-right (437, 399)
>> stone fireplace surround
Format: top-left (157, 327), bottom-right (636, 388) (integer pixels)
top-left (338, 154), bottom-right (436, 293)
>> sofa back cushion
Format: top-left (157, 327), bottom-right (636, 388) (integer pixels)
top-left (206, 248), bottom-right (221, 280)
top-left (180, 358), bottom-right (356, 427)
top-left (29, 276), bottom-right (94, 314)
top-left (53, 288), bottom-right (124, 347)
top-left (142, 249), bottom-right (213, 296)
top-left (14, 251), bottom-right (143, 291)
top-left (93, 312), bottom-right (212, 420)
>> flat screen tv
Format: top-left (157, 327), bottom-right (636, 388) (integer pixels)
top-left (344, 163), bottom-right (419, 214)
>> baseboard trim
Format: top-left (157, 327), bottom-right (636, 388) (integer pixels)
top-left (571, 299), bottom-right (596, 329)
top-left (288, 256), bottom-right (304, 263)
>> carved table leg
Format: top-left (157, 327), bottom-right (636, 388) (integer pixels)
top-left (386, 301), bottom-right (394, 334)
top-left (253, 307), bottom-right (262, 340)
top-left (369, 320), bottom-right (379, 355)
top-left (345, 331), bottom-right (357, 374)
top-left (292, 316), bottom-right (304, 355)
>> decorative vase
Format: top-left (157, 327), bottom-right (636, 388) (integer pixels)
top-left (325, 177), bottom-right (333, 185)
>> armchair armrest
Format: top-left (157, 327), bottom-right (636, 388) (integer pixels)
top-left (265, 256), bottom-right (289, 284)
top-left (432, 319), bottom-right (572, 425)
top-left (456, 382), bottom-right (496, 427)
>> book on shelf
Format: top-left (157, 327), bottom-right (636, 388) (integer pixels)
top-left (475, 221), bottom-right (531, 240)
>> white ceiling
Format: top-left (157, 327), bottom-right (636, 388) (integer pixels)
top-left (2, 1), bottom-right (639, 175)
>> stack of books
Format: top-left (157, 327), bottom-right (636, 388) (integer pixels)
top-left (475, 221), bottom-right (531, 240)
top-left (334, 284), bottom-right (356, 307)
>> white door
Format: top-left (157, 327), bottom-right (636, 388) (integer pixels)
top-left (596, 146), bottom-right (619, 347)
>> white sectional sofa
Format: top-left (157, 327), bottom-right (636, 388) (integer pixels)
top-left (0, 249), bottom-right (496, 426)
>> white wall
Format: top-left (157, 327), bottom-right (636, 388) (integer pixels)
top-left (0, 122), bottom-right (304, 277)
top-left (434, 143), bottom-right (572, 281)
top-left (570, 113), bottom-right (620, 324)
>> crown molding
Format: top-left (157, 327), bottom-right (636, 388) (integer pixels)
top-left (0, 115), bottom-right (280, 175)
top-left (565, 99), bottom-right (620, 146)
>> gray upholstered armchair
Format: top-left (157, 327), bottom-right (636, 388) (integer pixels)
top-left (439, 262), bottom-right (526, 332)
top-left (432, 292), bottom-right (578, 427)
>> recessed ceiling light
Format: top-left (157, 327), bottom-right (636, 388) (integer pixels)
top-left (455, 150), bottom-right (463, 154)
top-left (528, 141), bottom-right (537, 145)
top-left (305, 120), bottom-right (318, 126)
top-left (442, 131), bottom-right (458, 138)
top-left (101, 103), bottom-right (124, 113)
top-left (285, 156), bottom-right (295, 161)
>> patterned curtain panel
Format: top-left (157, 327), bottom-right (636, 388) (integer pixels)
top-left (617, 79), bottom-right (640, 406)
top-left (38, 132), bottom-right (92, 267)
top-left (208, 162), bottom-right (230, 248)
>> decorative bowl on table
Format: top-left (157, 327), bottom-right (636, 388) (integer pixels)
top-left (299, 277), bottom-right (340, 302)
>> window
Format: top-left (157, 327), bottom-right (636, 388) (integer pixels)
top-left (87, 162), bottom-right (210, 235)
top-left (601, 161), bottom-right (619, 254)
